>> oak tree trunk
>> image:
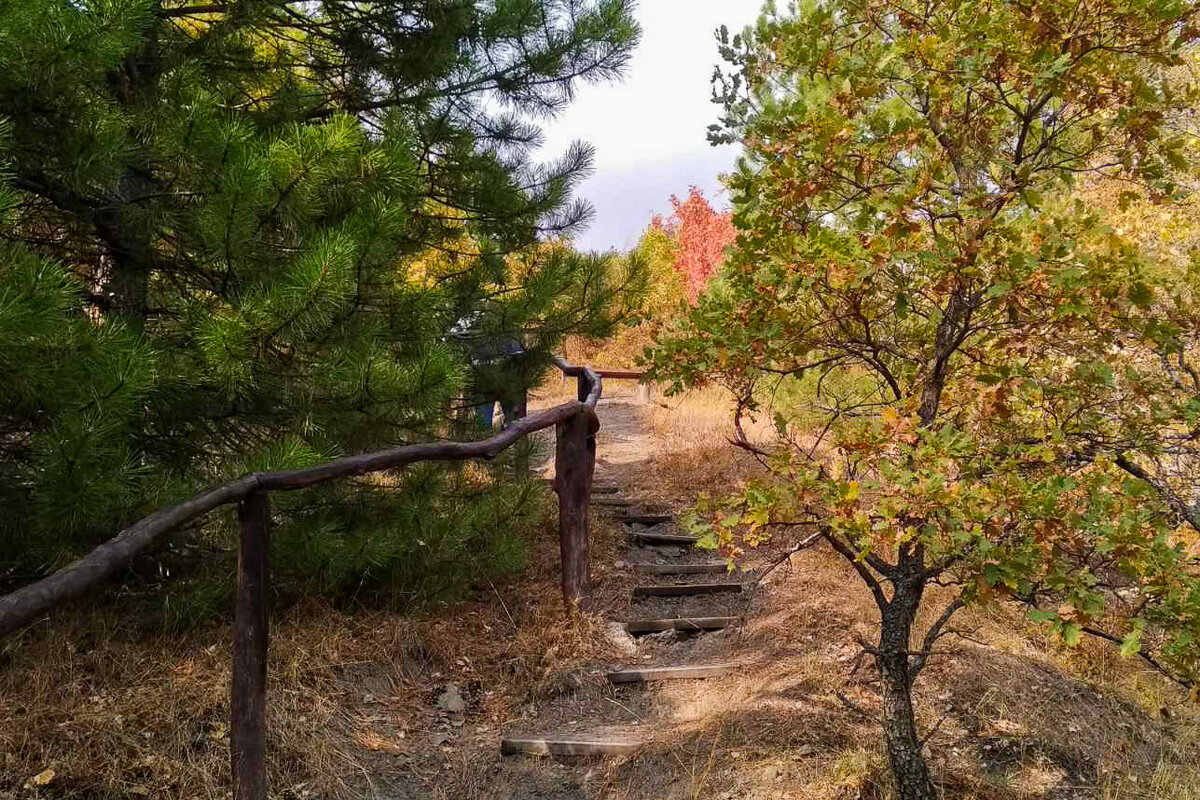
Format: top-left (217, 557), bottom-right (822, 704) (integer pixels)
top-left (878, 580), bottom-right (937, 800)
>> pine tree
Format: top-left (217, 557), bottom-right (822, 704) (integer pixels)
top-left (0, 0), bottom-right (641, 605)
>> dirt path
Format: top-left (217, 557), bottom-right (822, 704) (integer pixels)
top-left (483, 387), bottom-right (789, 797)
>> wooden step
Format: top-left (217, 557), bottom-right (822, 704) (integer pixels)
top-left (618, 514), bottom-right (673, 526)
top-left (500, 736), bottom-right (642, 757)
top-left (606, 663), bottom-right (739, 684)
top-left (628, 531), bottom-right (698, 546)
top-left (636, 562), bottom-right (728, 576)
top-left (625, 617), bottom-right (740, 635)
top-left (632, 582), bottom-right (743, 598)
top-left (591, 486), bottom-right (621, 495)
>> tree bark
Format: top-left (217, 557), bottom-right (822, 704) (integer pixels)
top-left (877, 575), bottom-right (937, 800)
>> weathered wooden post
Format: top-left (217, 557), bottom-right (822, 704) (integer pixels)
top-left (555, 410), bottom-right (591, 609)
top-left (514, 385), bottom-right (530, 479)
top-left (556, 373), bottom-right (598, 610)
top-left (232, 491), bottom-right (270, 800)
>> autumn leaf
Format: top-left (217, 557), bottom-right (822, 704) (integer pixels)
top-left (24, 768), bottom-right (56, 789)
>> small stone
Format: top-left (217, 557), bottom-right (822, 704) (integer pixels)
top-left (603, 621), bottom-right (638, 656)
top-left (432, 730), bottom-right (451, 746)
top-left (645, 629), bottom-right (679, 644)
top-left (613, 560), bottom-right (627, 570)
top-left (436, 683), bottom-right (466, 714)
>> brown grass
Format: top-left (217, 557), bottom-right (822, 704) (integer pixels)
top-left (0, 503), bottom-right (622, 799)
top-left (3, 385), bottom-right (1198, 800)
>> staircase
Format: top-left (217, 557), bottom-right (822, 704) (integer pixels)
top-left (500, 481), bottom-right (753, 758)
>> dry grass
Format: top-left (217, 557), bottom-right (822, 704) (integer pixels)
top-left (0, 503), bottom-right (621, 799)
top-left (3, 385), bottom-right (1199, 800)
top-left (621, 385), bottom-right (773, 506)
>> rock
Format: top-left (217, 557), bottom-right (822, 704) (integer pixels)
top-left (613, 560), bottom-right (627, 570)
top-left (436, 683), bottom-right (466, 714)
top-left (431, 730), bottom-right (451, 746)
top-left (603, 621), bottom-right (638, 655)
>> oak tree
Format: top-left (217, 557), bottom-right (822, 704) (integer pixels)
top-left (650, 2), bottom-right (1200, 796)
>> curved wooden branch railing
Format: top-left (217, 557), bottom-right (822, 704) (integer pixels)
top-left (0, 401), bottom-right (587, 640)
top-left (0, 357), bottom-right (638, 800)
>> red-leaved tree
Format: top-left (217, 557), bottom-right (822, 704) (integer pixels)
top-left (652, 187), bottom-right (735, 302)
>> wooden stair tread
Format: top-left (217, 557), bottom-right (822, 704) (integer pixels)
top-left (618, 513), bottom-right (673, 526)
top-left (500, 736), bottom-right (642, 756)
top-left (632, 582), bottom-right (742, 597)
top-left (593, 497), bottom-right (637, 506)
top-left (636, 562), bottom-right (728, 576)
top-left (628, 531), bottom-right (698, 546)
top-left (591, 486), bottom-right (621, 495)
top-left (625, 617), bottom-right (740, 634)
top-left (606, 663), bottom-right (739, 683)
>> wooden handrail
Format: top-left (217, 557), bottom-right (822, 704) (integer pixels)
top-left (0, 402), bottom-right (591, 639)
top-left (592, 368), bottom-right (644, 380)
top-left (0, 356), bottom-right (614, 800)
top-left (550, 356), bottom-right (604, 406)
top-left (0, 362), bottom-right (604, 641)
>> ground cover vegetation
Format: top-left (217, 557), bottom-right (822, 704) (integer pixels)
top-left (648, 1), bottom-right (1200, 797)
top-left (0, 0), bottom-right (644, 617)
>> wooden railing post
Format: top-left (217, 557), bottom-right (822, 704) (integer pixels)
top-left (556, 407), bottom-right (595, 610)
top-left (232, 490), bottom-right (270, 800)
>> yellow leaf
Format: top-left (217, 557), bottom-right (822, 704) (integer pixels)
top-left (24, 768), bottom-right (56, 789)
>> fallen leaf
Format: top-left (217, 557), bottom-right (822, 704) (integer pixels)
top-left (24, 768), bottom-right (56, 789)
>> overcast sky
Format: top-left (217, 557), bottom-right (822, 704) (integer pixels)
top-left (539, 0), bottom-right (764, 252)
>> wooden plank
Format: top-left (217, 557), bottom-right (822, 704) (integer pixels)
top-left (636, 563), bottom-right (729, 576)
top-left (632, 582), bottom-right (743, 598)
top-left (628, 531), bottom-right (697, 546)
top-left (591, 486), bottom-right (620, 495)
top-left (618, 514), bottom-right (673, 526)
top-left (232, 491), bottom-right (271, 800)
top-left (625, 617), bottom-right (740, 634)
top-left (606, 663), bottom-right (739, 684)
top-left (593, 497), bottom-right (636, 507)
top-left (501, 737), bottom-right (642, 757)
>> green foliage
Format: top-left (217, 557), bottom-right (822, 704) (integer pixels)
top-left (651, 0), bottom-right (1200, 792)
top-left (0, 1), bottom-right (641, 611)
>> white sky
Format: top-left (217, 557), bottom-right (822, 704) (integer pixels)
top-left (540, 0), bottom-right (765, 252)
